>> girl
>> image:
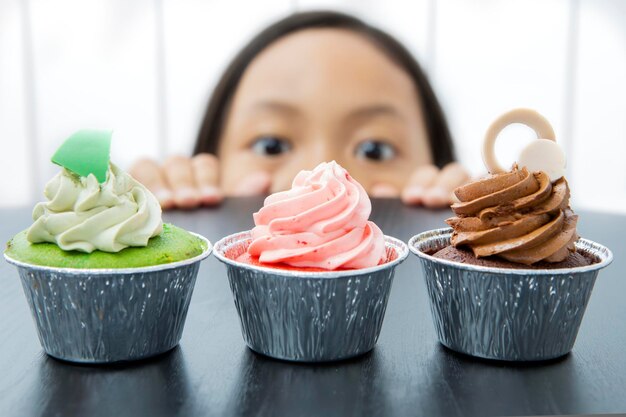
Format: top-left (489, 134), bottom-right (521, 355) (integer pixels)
top-left (130, 11), bottom-right (469, 209)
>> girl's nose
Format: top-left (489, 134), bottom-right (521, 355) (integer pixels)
top-left (309, 139), bottom-right (336, 165)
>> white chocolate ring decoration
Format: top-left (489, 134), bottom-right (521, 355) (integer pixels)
top-left (482, 108), bottom-right (566, 182)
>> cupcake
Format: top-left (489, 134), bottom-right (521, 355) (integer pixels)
top-left (213, 161), bottom-right (408, 362)
top-left (409, 109), bottom-right (612, 361)
top-left (4, 130), bottom-right (211, 363)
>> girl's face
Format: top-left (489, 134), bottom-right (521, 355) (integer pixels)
top-left (218, 28), bottom-right (432, 195)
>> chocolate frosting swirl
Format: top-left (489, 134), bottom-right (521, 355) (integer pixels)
top-left (446, 167), bottom-right (578, 265)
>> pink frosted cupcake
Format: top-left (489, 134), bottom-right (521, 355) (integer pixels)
top-left (240, 161), bottom-right (386, 270)
top-left (214, 161), bottom-right (407, 362)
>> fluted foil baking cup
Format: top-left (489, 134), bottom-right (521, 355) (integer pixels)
top-left (4, 233), bottom-right (211, 364)
top-left (213, 231), bottom-right (408, 362)
top-left (409, 228), bottom-right (613, 361)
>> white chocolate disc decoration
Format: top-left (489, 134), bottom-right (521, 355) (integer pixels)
top-left (518, 139), bottom-right (566, 181)
top-left (482, 108), bottom-right (566, 181)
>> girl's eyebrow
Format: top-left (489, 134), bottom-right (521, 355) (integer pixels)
top-left (247, 101), bottom-right (403, 121)
top-left (346, 104), bottom-right (405, 122)
top-left (250, 100), bottom-right (300, 115)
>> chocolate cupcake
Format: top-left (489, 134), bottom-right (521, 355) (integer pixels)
top-left (409, 109), bottom-right (613, 361)
top-left (439, 165), bottom-right (590, 268)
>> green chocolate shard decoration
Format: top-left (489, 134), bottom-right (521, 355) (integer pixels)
top-left (51, 130), bottom-right (112, 183)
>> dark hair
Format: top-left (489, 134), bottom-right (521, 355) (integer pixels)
top-left (194, 10), bottom-right (456, 168)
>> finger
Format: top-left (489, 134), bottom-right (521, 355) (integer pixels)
top-left (420, 187), bottom-right (452, 208)
top-left (401, 165), bottom-right (439, 205)
top-left (232, 171), bottom-right (272, 196)
top-left (129, 158), bottom-right (175, 209)
top-left (191, 153), bottom-right (222, 206)
top-left (163, 155), bottom-right (201, 209)
top-left (370, 183), bottom-right (400, 198)
top-left (433, 162), bottom-right (470, 190)
top-left (422, 162), bottom-right (470, 208)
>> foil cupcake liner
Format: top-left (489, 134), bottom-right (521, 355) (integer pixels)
top-left (213, 231), bottom-right (408, 362)
top-left (4, 233), bottom-right (212, 364)
top-left (409, 228), bottom-right (613, 361)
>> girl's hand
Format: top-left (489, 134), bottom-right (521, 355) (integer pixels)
top-left (130, 156), bottom-right (469, 210)
top-left (129, 153), bottom-right (271, 209)
top-left (398, 162), bottom-right (470, 208)
top-left (130, 154), bottom-right (224, 209)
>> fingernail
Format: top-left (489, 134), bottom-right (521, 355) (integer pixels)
top-left (401, 186), bottom-right (424, 204)
top-left (200, 186), bottom-right (223, 205)
top-left (177, 187), bottom-right (196, 199)
top-left (154, 189), bottom-right (174, 207)
top-left (370, 184), bottom-right (399, 198)
top-left (175, 187), bottom-right (200, 208)
top-left (234, 173), bottom-right (271, 196)
top-left (200, 185), bottom-right (220, 196)
top-left (423, 187), bottom-right (450, 207)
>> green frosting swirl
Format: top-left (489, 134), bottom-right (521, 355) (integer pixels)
top-left (27, 164), bottom-right (163, 253)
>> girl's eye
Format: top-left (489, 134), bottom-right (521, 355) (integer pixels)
top-left (250, 136), bottom-right (292, 156)
top-left (354, 140), bottom-right (397, 162)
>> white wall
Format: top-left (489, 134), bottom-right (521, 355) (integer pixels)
top-left (1, 0), bottom-right (624, 212)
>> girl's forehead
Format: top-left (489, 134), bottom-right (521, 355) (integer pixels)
top-left (231, 28), bottom-right (420, 114)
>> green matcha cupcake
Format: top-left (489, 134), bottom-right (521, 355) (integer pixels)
top-left (4, 130), bottom-right (211, 363)
top-left (6, 223), bottom-right (206, 269)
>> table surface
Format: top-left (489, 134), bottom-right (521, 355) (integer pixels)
top-left (1, 198), bottom-right (625, 417)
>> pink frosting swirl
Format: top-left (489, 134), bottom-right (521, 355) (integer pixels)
top-left (247, 161), bottom-right (386, 270)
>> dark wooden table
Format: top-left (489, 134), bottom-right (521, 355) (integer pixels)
top-left (1, 198), bottom-right (625, 417)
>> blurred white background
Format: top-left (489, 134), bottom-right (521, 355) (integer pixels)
top-left (1, 0), bottom-right (624, 211)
